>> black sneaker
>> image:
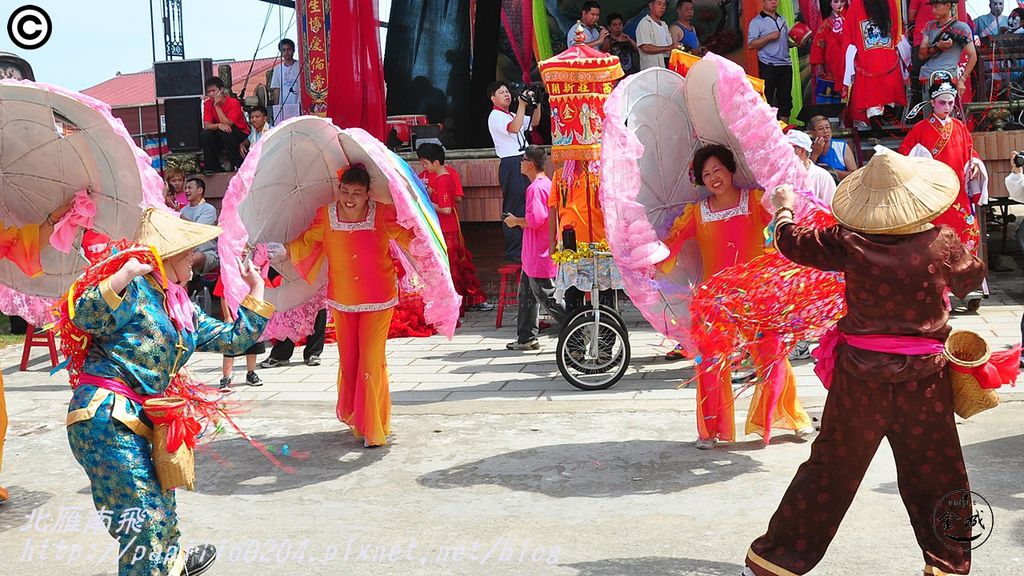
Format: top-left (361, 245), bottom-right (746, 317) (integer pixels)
top-left (305, 355), bottom-right (321, 367)
top-left (246, 371), bottom-right (263, 387)
top-left (183, 544), bottom-right (217, 575)
top-left (258, 357), bottom-right (287, 369)
top-left (218, 376), bottom-right (231, 389)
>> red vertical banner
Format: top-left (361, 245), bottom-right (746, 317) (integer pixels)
top-left (326, 0), bottom-right (387, 140)
top-left (297, 0), bottom-right (331, 116)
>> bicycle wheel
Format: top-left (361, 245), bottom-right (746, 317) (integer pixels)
top-left (556, 312), bottom-right (631, 391)
top-left (560, 305), bottom-right (629, 335)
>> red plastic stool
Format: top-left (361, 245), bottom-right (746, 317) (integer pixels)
top-left (20, 324), bottom-right (58, 371)
top-left (495, 263), bottom-right (522, 329)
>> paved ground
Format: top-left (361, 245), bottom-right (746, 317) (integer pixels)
top-left (0, 271), bottom-right (1022, 575)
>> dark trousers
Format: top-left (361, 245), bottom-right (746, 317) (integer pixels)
top-left (200, 126), bottom-right (248, 171)
top-left (515, 272), bottom-right (567, 344)
top-left (269, 308), bottom-right (328, 361)
top-left (498, 155), bottom-right (529, 263)
top-left (759, 61), bottom-right (793, 120)
top-left (746, 360), bottom-right (971, 575)
top-left (563, 287), bottom-right (617, 316)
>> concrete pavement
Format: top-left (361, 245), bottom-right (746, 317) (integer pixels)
top-left (0, 274), bottom-right (1022, 575)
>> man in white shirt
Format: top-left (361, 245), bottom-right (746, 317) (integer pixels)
top-left (487, 81), bottom-right (542, 263)
top-left (636, 0), bottom-right (679, 69)
top-left (270, 38), bottom-right (301, 125)
top-left (788, 130), bottom-right (837, 204)
top-left (1006, 150), bottom-right (1024, 365)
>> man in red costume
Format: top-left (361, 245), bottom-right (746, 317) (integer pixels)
top-left (899, 71), bottom-right (985, 256)
top-left (841, 0), bottom-right (907, 125)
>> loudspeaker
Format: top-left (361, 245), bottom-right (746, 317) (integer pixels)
top-left (164, 97), bottom-right (202, 152)
top-left (154, 58), bottom-right (214, 98)
top-left (411, 124), bottom-right (444, 151)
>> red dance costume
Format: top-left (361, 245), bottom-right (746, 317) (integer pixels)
top-left (842, 0), bottom-right (907, 122)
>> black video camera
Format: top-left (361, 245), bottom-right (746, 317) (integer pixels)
top-left (509, 81), bottom-right (547, 108)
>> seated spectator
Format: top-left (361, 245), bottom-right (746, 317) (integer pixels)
top-left (807, 115), bottom-right (858, 181)
top-left (974, 0), bottom-right (1008, 37)
top-left (162, 181), bottom-right (178, 210)
top-left (567, 1), bottom-right (608, 48)
top-left (787, 130), bottom-right (836, 204)
top-left (918, 0), bottom-right (977, 101)
top-left (637, 0), bottom-right (679, 70)
top-left (180, 177), bottom-right (220, 274)
top-left (602, 13), bottom-right (641, 74)
top-left (670, 0), bottom-right (705, 54)
top-left (241, 105), bottom-right (271, 159)
top-left (165, 167), bottom-right (187, 207)
top-left (201, 77), bottom-right (250, 174)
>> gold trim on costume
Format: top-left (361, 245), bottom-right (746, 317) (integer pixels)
top-left (65, 387), bottom-right (153, 441)
top-left (99, 278), bottom-right (124, 310)
top-left (66, 388), bottom-right (111, 426)
top-left (239, 295), bottom-right (275, 319)
top-left (746, 548), bottom-right (801, 576)
top-left (924, 566), bottom-right (950, 575)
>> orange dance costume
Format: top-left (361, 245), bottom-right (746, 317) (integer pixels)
top-left (289, 201), bottom-right (414, 446)
top-left (0, 222), bottom-right (43, 501)
top-left (660, 190), bottom-right (812, 443)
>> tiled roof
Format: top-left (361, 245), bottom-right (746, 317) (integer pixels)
top-left (82, 57), bottom-right (279, 108)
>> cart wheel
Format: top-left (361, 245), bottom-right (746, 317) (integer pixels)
top-left (966, 297), bottom-right (983, 312)
top-left (556, 311), bottom-right (630, 391)
top-left (560, 305), bottom-right (628, 336)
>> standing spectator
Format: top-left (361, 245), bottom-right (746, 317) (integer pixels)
top-left (487, 81), bottom-right (541, 263)
top-left (810, 0), bottom-right (849, 93)
top-left (908, 0), bottom-right (971, 105)
top-left (975, 0), bottom-right (1008, 37)
top-left (788, 130), bottom-right (837, 203)
top-left (637, 0), bottom-right (679, 70)
top-left (919, 0), bottom-right (977, 101)
top-left (602, 13), bottom-right (641, 74)
top-left (841, 0), bottom-right (906, 127)
top-left (747, 0), bottom-right (793, 121)
top-left (259, 309), bottom-right (327, 368)
top-left (179, 177), bottom-right (219, 274)
top-left (241, 105), bottom-right (271, 159)
top-left (807, 115), bottom-right (859, 180)
top-left (271, 38), bottom-right (301, 124)
top-left (566, 1), bottom-right (608, 48)
top-left (502, 146), bottom-right (567, 351)
top-left (201, 77), bottom-right (250, 174)
top-left (671, 0), bottom-right (704, 53)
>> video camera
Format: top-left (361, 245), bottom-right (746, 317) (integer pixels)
top-left (509, 81), bottom-right (547, 109)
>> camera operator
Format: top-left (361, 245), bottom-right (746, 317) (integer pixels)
top-left (918, 0), bottom-right (976, 101)
top-left (567, 1), bottom-right (609, 48)
top-left (488, 81), bottom-right (542, 264)
top-left (1006, 150), bottom-right (1024, 365)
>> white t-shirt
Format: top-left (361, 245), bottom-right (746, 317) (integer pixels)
top-left (488, 108), bottom-right (532, 158)
top-left (636, 15), bottom-right (672, 70)
top-left (807, 162), bottom-right (837, 204)
top-left (270, 60), bottom-right (301, 124)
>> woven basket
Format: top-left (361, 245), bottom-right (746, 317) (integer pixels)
top-left (143, 397), bottom-right (195, 492)
top-left (944, 330), bottom-right (1000, 419)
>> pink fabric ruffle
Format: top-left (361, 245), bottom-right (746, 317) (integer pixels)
top-left (0, 285), bottom-right (55, 327)
top-left (263, 287), bottom-right (327, 343)
top-left (50, 188), bottom-right (96, 253)
top-left (600, 78), bottom-right (692, 345)
top-left (218, 133), bottom-right (268, 317)
top-left (703, 54), bottom-right (829, 219)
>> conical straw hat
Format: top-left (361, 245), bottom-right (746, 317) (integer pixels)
top-left (831, 150), bottom-right (959, 235)
top-left (134, 207), bottom-right (222, 259)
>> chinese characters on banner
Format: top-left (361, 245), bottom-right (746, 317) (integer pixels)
top-left (297, 0), bottom-right (330, 116)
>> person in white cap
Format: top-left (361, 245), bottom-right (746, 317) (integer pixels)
top-left (787, 130), bottom-right (837, 204)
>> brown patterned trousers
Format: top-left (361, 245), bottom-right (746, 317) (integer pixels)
top-left (745, 363), bottom-right (972, 575)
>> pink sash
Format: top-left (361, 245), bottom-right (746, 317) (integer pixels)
top-left (812, 327), bottom-right (945, 389)
top-left (76, 373), bottom-right (157, 406)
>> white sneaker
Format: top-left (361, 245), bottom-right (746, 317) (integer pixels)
top-left (788, 341), bottom-right (812, 361)
top-left (740, 568), bottom-right (757, 576)
top-left (795, 426), bottom-right (815, 438)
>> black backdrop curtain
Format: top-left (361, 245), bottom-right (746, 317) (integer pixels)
top-left (383, 0), bottom-right (473, 147)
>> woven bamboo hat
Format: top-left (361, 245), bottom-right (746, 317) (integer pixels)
top-left (831, 149), bottom-right (960, 235)
top-left (134, 207), bottom-right (222, 259)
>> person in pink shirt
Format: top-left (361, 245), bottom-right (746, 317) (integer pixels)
top-left (502, 146), bottom-right (567, 351)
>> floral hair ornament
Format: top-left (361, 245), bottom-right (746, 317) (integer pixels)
top-left (336, 163), bottom-right (368, 182)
